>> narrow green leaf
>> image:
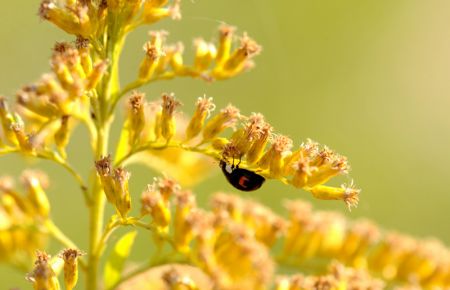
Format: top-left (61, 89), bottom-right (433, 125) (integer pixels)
top-left (104, 230), bottom-right (138, 290)
top-left (114, 119), bottom-right (131, 164)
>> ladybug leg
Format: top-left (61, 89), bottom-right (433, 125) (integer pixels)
top-left (236, 155), bottom-right (242, 168)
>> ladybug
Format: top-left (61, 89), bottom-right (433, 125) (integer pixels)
top-left (220, 159), bottom-right (265, 191)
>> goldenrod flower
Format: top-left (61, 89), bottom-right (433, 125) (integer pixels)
top-left (141, 181), bottom-right (172, 233)
top-left (138, 31), bottom-right (166, 81)
top-left (275, 262), bottom-right (385, 290)
top-left (173, 190), bottom-right (197, 253)
top-left (95, 156), bottom-right (132, 218)
top-left (39, 0), bottom-right (104, 38)
top-left (54, 115), bottom-right (71, 158)
top-left (212, 32), bottom-right (262, 79)
top-left (116, 94), bottom-right (358, 206)
top-left (21, 170), bottom-right (51, 218)
top-left (112, 167), bottom-right (131, 218)
top-left (127, 92), bottom-right (146, 147)
top-left (211, 193), bottom-right (286, 247)
top-left (26, 251), bottom-right (60, 290)
top-left (185, 96), bottom-right (216, 141)
top-left (95, 155), bottom-right (116, 204)
top-left (142, 0), bottom-right (182, 24)
top-left (162, 267), bottom-right (199, 290)
top-left (0, 173), bottom-right (49, 268)
top-left (60, 248), bottom-right (84, 290)
top-left (0, 97), bottom-right (18, 145)
top-left (202, 104), bottom-right (240, 141)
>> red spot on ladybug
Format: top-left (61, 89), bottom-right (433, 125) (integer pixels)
top-left (220, 160), bottom-right (265, 192)
top-left (238, 176), bottom-right (250, 188)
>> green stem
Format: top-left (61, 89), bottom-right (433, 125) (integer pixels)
top-left (86, 125), bottom-right (109, 290)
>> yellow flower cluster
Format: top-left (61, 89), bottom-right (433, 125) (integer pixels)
top-left (140, 179), bottom-right (274, 289)
top-left (27, 249), bottom-right (84, 290)
top-left (26, 251), bottom-right (59, 290)
top-left (116, 93), bottom-right (358, 207)
top-left (0, 41), bottom-right (105, 156)
top-left (0, 171), bottom-right (49, 269)
top-left (136, 26), bottom-right (261, 84)
top-left (95, 155), bottom-right (131, 218)
top-left (275, 262), bottom-right (385, 290)
top-left (39, 0), bottom-right (180, 38)
top-left (136, 179), bottom-right (450, 289)
top-left (282, 200), bottom-right (450, 288)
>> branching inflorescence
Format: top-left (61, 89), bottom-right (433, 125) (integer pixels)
top-left (0, 1), bottom-right (448, 289)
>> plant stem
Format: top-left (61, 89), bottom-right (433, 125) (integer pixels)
top-left (86, 18), bottom-right (125, 288)
top-left (86, 125), bottom-right (109, 290)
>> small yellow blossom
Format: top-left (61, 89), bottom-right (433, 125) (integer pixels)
top-left (60, 248), bottom-right (84, 290)
top-left (95, 156), bottom-right (132, 218)
top-left (26, 251), bottom-right (60, 290)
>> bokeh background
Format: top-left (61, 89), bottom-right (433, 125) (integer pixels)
top-left (1, 0), bottom-right (450, 288)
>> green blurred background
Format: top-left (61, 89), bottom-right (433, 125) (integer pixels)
top-left (1, 0), bottom-right (450, 288)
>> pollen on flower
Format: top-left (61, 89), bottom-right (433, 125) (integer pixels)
top-left (129, 91), bottom-right (145, 113)
top-left (95, 155), bottom-right (112, 177)
top-left (239, 32), bottom-right (262, 57)
top-left (143, 42), bottom-right (163, 61)
top-left (342, 182), bottom-right (360, 210)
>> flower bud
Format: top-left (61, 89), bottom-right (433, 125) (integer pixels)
top-left (202, 104), bottom-right (239, 141)
top-left (86, 60), bottom-right (108, 90)
top-left (168, 43), bottom-right (185, 74)
top-left (11, 122), bottom-right (34, 153)
top-left (141, 184), bottom-right (171, 233)
top-left (162, 267), bottom-right (199, 290)
top-left (246, 122), bottom-right (272, 165)
top-left (173, 191), bottom-right (196, 253)
top-left (95, 155), bottom-right (116, 204)
top-left (39, 1), bottom-right (93, 37)
top-left (193, 38), bottom-right (217, 72)
top-left (60, 248), bottom-right (84, 290)
top-left (26, 251), bottom-right (60, 290)
top-left (185, 96), bottom-right (215, 140)
top-left (143, 0), bottom-right (181, 24)
top-left (309, 183), bottom-right (360, 210)
top-left (0, 97), bottom-right (18, 145)
top-left (224, 33), bottom-right (261, 72)
top-left (258, 135), bottom-right (292, 178)
top-left (54, 115), bottom-right (71, 158)
top-left (21, 170), bottom-right (50, 218)
top-left (113, 167), bottom-right (131, 218)
top-left (138, 41), bottom-right (163, 81)
top-left (230, 113), bottom-right (265, 158)
top-left (76, 38), bottom-right (93, 75)
top-left (160, 93), bottom-right (181, 142)
top-left (215, 25), bottom-right (235, 65)
top-left (127, 92), bottom-right (146, 147)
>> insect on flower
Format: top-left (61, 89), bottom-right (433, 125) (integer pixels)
top-left (220, 159), bottom-right (265, 191)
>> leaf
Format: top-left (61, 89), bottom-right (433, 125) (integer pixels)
top-left (114, 120), bottom-right (131, 163)
top-left (130, 148), bottom-right (215, 187)
top-left (104, 230), bottom-right (138, 290)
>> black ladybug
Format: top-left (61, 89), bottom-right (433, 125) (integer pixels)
top-left (220, 160), bottom-right (265, 191)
